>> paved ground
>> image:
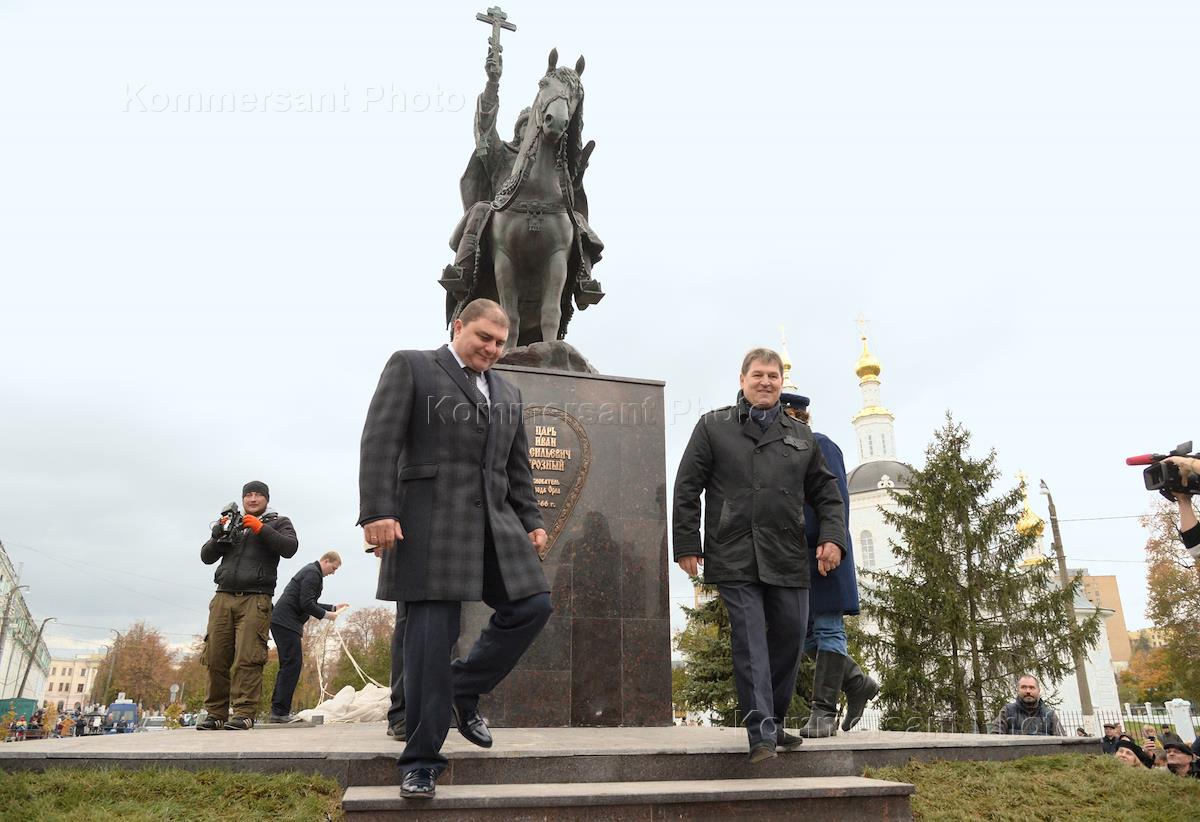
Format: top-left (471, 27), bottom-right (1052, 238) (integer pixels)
top-left (1, 723), bottom-right (1095, 760)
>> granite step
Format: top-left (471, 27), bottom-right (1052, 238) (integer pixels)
top-left (341, 776), bottom-right (915, 821)
top-left (0, 726), bottom-right (1099, 789)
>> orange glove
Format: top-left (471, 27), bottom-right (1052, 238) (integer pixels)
top-left (243, 515), bottom-right (263, 534)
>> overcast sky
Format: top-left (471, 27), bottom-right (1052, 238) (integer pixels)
top-left (1, 1), bottom-right (1195, 660)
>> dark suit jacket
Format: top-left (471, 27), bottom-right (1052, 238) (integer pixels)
top-left (672, 396), bottom-right (847, 588)
top-left (271, 561), bottom-right (332, 634)
top-left (358, 345), bottom-right (547, 602)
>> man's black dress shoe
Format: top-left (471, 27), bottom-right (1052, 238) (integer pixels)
top-left (777, 730), bottom-right (804, 750)
top-left (452, 705), bottom-right (493, 749)
top-left (749, 740), bottom-right (778, 763)
top-left (400, 768), bottom-right (437, 798)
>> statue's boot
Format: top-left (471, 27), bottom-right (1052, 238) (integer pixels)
top-left (439, 264), bottom-right (468, 298)
top-left (798, 651), bottom-right (844, 738)
top-left (841, 655), bottom-right (880, 732)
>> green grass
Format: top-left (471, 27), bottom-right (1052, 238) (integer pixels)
top-left (0, 767), bottom-right (343, 822)
top-left (867, 754), bottom-right (1200, 822)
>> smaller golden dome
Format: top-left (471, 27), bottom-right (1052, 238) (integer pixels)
top-left (855, 335), bottom-right (881, 380)
top-left (1016, 505), bottom-right (1045, 538)
top-left (780, 328), bottom-right (799, 392)
top-left (1015, 472), bottom-right (1045, 538)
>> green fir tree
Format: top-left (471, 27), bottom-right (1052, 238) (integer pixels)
top-left (861, 415), bottom-right (1102, 732)
top-left (673, 589), bottom-right (739, 725)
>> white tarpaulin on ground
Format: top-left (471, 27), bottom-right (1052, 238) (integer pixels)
top-left (294, 684), bottom-right (389, 724)
top-left (289, 619), bottom-right (390, 724)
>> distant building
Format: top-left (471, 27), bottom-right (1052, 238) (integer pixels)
top-left (845, 332), bottom-right (912, 576)
top-left (1041, 592), bottom-right (1121, 719)
top-left (0, 541), bottom-right (50, 700)
top-left (42, 652), bottom-right (105, 710)
top-left (1073, 570), bottom-right (1133, 671)
top-left (1128, 627), bottom-right (1167, 652)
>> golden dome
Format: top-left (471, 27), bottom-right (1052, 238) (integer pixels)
top-left (780, 328), bottom-right (799, 391)
top-left (1015, 472), bottom-right (1045, 538)
top-left (1016, 506), bottom-right (1046, 538)
top-left (855, 335), bottom-right (881, 381)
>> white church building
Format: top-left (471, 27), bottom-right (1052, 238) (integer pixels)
top-left (844, 333), bottom-right (1120, 731)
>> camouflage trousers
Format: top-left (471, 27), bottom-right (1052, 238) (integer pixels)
top-left (203, 592), bottom-right (272, 721)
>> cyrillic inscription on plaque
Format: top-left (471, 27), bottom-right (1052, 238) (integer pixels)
top-left (522, 406), bottom-right (591, 559)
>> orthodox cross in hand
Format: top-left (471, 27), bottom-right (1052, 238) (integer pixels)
top-left (476, 6), bottom-right (516, 54)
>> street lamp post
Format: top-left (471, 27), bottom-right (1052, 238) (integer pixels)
top-left (102, 629), bottom-right (122, 704)
top-left (1040, 479), bottom-right (1094, 716)
top-left (0, 585), bottom-right (31, 680)
top-left (17, 617), bottom-right (55, 698)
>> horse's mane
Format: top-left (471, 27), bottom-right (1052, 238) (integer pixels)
top-left (556, 71), bottom-right (585, 185)
top-left (545, 68), bottom-right (585, 182)
top-left (494, 67), bottom-right (585, 205)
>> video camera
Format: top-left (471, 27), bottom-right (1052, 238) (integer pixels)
top-left (1126, 441), bottom-right (1200, 499)
top-left (213, 501), bottom-right (244, 543)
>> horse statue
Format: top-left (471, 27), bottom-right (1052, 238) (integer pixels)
top-left (440, 48), bottom-right (604, 349)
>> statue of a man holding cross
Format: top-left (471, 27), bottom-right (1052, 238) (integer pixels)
top-left (440, 5), bottom-right (604, 356)
top-left (458, 6), bottom-right (529, 211)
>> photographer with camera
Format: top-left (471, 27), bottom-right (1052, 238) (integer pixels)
top-left (1129, 444), bottom-right (1200, 559)
top-left (198, 480), bottom-right (298, 730)
top-left (1163, 456), bottom-right (1200, 558)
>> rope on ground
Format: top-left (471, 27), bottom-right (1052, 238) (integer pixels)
top-left (330, 621), bottom-right (386, 690)
top-left (313, 613), bottom-right (385, 700)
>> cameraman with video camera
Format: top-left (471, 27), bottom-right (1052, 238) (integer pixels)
top-left (198, 480), bottom-right (298, 730)
top-left (1163, 456), bottom-right (1200, 559)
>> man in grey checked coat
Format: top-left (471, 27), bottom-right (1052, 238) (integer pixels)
top-left (358, 298), bottom-right (550, 799)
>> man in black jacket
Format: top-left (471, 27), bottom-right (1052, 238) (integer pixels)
top-left (198, 480), bottom-right (298, 730)
top-left (988, 675), bottom-right (1064, 736)
top-left (673, 349), bottom-right (848, 762)
top-left (268, 551), bottom-right (348, 722)
top-left (1165, 739), bottom-right (1200, 778)
top-left (1101, 722), bottom-right (1122, 754)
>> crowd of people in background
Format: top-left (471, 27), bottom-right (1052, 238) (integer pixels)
top-left (1, 702), bottom-right (134, 741)
top-left (1103, 720), bottom-right (1200, 778)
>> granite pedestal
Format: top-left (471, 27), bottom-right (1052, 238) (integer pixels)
top-left (458, 364), bottom-right (672, 728)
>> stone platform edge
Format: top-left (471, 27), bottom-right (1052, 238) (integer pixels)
top-left (343, 776), bottom-right (915, 811)
top-left (493, 363), bottom-right (665, 387)
top-left (0, 731), bottom-right (1099, 763)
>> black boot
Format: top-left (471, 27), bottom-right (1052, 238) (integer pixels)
top-left (798, 651), bottom-right (844, 738)
top-left (840, 656), bottom-right (880, 732)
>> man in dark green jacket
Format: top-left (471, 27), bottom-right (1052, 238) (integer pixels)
top-left (672, 349), bottom-right (847, 762)
top-left (199, 480), bottom-right (298, 730)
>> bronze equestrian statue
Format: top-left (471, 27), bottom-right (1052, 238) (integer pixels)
top-left (440, 30), bottom-right (604, 350)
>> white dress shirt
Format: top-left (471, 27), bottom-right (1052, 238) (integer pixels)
top-left (448, 344), bottom-right (491, 402)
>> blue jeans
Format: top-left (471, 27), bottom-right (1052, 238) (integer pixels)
top-left (804, 612), bottom-right (847, 656)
